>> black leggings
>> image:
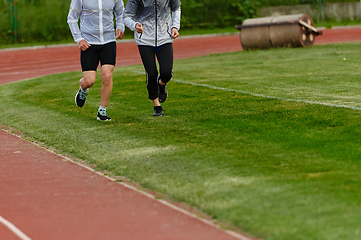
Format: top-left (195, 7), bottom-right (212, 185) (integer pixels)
top-left (138, 43), bottom-right (173, 100)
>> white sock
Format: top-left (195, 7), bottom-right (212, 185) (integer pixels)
top-left (98, 106), bottom-right (106, 112)
top-left (80, 86), bottom-right (89, 93)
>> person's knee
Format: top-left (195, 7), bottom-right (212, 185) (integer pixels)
top-left (160, 70), bottom-right (173, 84)
top-left (101, 64), bottom-right (115, 81)
top-left (101, 71), bottom-right (113, 85)
top-left (101, 71), bottom-right (113, 86)
top-left (82, 76), bottom-right (96, 88)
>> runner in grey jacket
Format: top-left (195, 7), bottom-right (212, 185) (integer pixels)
top-left (124, 0), bottom-right (181, 47)
top-left (124, 0), bottom-right (181, 116)
top-left (67, 0), bottom-right (125, 121)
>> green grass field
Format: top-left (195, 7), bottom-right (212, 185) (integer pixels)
top-left (1, 42), bottom-right (361, 240)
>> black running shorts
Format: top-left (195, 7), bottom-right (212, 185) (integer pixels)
top-left (80, 41), bottom-right (116, 72)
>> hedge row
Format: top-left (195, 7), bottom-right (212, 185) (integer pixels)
top-left (1, 0), bottom-right (71, 44)
top-left (0, 0), bottom-right (359, 45)
top-left (259, 0), bottom-right (358, 6)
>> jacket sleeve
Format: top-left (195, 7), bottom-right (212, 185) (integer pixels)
top-left (123, 0), bottom-right (139, 32)
top-left (170, 0), bottom-right (181, 12)
top-left (114, 0), bottom-right (125, 32)
top-left (171, 7), bottom-right (181, 30)
top-left (67, 0), bottom-right (83, 43)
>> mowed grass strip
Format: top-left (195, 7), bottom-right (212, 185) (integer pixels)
top-left (1, 42), bottom-right (361, 240)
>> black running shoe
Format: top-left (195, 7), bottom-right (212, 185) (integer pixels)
top-left (97, 110), bottom-right (111, 121)
top-left (153, 106), bottom-right (163, 117)
top-left (158, 78), bottom-right (167, 103)
top-left (75, 87), bottom-right (87, 107)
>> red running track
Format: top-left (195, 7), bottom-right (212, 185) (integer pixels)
top-left (1, 27), bottom-right (361, 240)
top-left (0, 34), bottom-right (243, 84)
top-left (0, 129), bottom-right (253, 240)
top-left (2, 27), bottom-right (361, 84)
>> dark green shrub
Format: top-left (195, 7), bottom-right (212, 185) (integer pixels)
top-left (180, 0), bottom-right (260, 28)
top-left (0, 0), bottom-right (12, 45)
top-left (16, 0), bottom-right (71, 43)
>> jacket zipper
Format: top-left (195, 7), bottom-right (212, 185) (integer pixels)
top-left (167, 23), bottom-right (171, 37)
top-left (99, 0), bottom-right (104, 43)
top-left (155, 0), bottom-right (158, 47)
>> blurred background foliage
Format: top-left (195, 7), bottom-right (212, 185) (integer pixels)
top-left (0, 0), bottom-right (360, 45)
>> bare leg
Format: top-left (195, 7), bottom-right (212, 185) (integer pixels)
top-left (100, 64), bottom-right (114, 107)
top-left (152, 98), bottom-right (161, 107)
top-left (80, 71), bottom-right (97, 90)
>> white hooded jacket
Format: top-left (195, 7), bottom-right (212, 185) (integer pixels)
top-left (67, 0), bottom-right (125, 45)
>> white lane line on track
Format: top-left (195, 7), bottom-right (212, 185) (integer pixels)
top-left (1, 128), bottom-right (254, 240)
top-left (0, 215), bottom-right (32, 240)
top-left (132, 70), bottom-right (361, 111)
top-left (172, 79), bottom-right (361, 111)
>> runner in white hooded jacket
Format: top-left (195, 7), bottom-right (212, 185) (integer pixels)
top-left (68, 0), bottom-right (125, 44)
top-left (67, 0), bottom-right (125, 121)
top-left (124, 0), bottom-right (181, 116)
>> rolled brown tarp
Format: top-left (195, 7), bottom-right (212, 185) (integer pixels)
top-left (236, 14), bottom-right (321, 50)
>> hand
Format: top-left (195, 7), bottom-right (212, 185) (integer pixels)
top-left (171, 28), bottom-right (179, 39)
top-left (135, 23), bottom-right (143, 34)
top-left (78, 40), bottom-right (91, 51)
top-left (116, 29), bottom-right (124, 40)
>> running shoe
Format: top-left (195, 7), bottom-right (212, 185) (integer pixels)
top-left (97, 109), bottom-right (111, 121)
top-left (153, 106), bottom-right (164, 117)
top-left (75, 87), bottom-right (87, 107)
top-left (158, 78), bottom-right (167, 103)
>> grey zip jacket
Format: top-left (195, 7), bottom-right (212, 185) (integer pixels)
top-left (67, 0), bottom-right (125, 45)
top-left (124, 0), bottom-right (181, 47)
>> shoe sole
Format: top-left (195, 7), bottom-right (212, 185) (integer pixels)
top-left (97, 117), bottom-right (111, 121)
top-left (153, 112), bottom-right (164, 116)
top-left (159, 92), bottom-right (168, 103)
